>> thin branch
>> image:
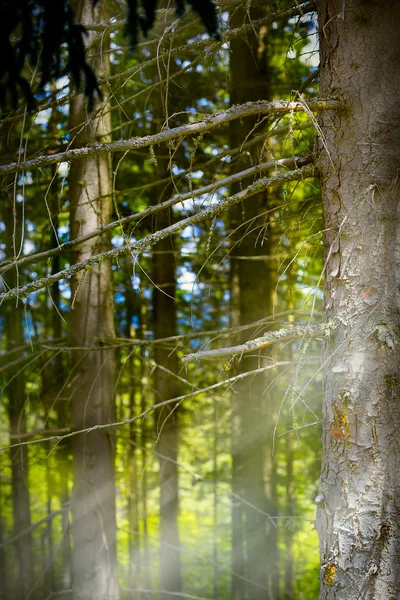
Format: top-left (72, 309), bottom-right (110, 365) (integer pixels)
top-left (0, 101), bottom-right (339, 177)
top-left (111, 309), bottom-right (323, 346)
top-left (104, 2), bottom-right (316, 87)
top-left (0, 507), bottom-right (69, 550)
top-left (0, 165), bottom-right (314, 302)
top-left (0, 363), bottom-right (291, 453)
top-left (9, 428), bottom-right (70, 441)
top-left (0, 2), bottom-right (316, 131)
top-left (0, 154), bottom-right (312, 275)
top-left (0, 351), bottom-right (43, 373)
top-left (181, 323), bottom-right (334, 363)
top-left (83, 0), bottom-right (315, 33)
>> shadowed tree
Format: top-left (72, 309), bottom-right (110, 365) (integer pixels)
top-left (229, 3), bottom-right (279, 599)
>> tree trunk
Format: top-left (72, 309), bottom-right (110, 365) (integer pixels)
top-left (69, 1), bottom-right (118, 599)
top-left (229, 4), bottom-right (279, 599)
top-left (0, 507), bottom-right (8, 600)
top-left (3, 183), bottom-right (34, 600)
top-left (126, 285), bottom-right (141, 597)
top-left (283, 430), bottom-right (294, 600)
top-left (140, 350), bottom-right (152, 595)
top-left (150, 8), bottom-right (182, 596)
top-left (317, 1), bottom-right (400, 598)
top-left (152, 174), bottom-right (182, 599)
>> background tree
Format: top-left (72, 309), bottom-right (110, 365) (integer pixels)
top-left (68, 1), bottom-right (119, 598)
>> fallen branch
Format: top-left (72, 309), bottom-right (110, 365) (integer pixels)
top-left (0, 165), bottom-right (314, 302)
top-left (181, 322), bottom-right (333, 363)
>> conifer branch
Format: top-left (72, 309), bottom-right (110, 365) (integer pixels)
top-left (0, 102), bottom-right (338, 176)
top-left (0, 165), bottom-right (314, 302)
top-left (0, 154), bottom-right (312, 274)
top-left (181, 323), bottom-right (332, 363)
top-left (1, 363), bottom-right (291, 453)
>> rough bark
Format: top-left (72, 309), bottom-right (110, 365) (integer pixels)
top-left (317, 1), bottom-right (400, 598)
top-left (229, 4), bottom-right (278, 599)
top-left (69, 1), bottom-right (118, 599)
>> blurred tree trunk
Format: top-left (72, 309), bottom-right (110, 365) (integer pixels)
top-left (317, 1), bottom-right (400, 598)
top-left (69, 1), bottom-right (118, 599)
top-left (3, 168), bottom-right (34, 600)
top-left (40, 90), bottom-right (63, 596)
top-left (152, 158), bottom-right (182, 600)
top-left (283, 431), bottom-right (294, 600)
top-left (229, 3), bottom-right (279, 599)
top-left (0, 505), bottom-right (8, 600)
top-left (126, 284), bottom-right (141, 597)
top-left (151, 8), bottom-right (182, 598)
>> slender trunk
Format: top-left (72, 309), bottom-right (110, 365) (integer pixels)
top-left (283, 430), bottom-right (294, 600)
top-left (139, 289), bottom-right (151, 594)
top-left (42, 96), bottom-right (60, 592)
top-left (231, 267), bottom-right (245, 600)
top-left (44, 441), bottom-right (55, 594)
top-left (212, 398), bottom-right (219, 600)
top-left (317, 1), bottom-right (400, 598)
top-left (152, 175), bottom-right (182, 598)
top-left (140, 351), bottom-right (152, 594)
top-left (4, 182), bottom-right (34, 600)
top-left (150, 8), bottom-right (181, 596)
top-left (47, 100), bottom-right (72, 588)
top-left (69, 2), bottom-right (118, 599)
top-left (229, 4), bottom-right (278, 599)
top-left (0, 489), bottom-right (9, 600)
top-left (126, 286), bottom-right (141, 597)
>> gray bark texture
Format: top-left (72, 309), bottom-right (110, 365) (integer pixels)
top-left (317, 1), bottom-right (400, 598)
top-left (69, 1), bottom-right (119, 599)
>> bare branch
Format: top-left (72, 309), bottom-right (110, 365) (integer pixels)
top-left (0, 507), bottom-right (69, 550)
top-left (0, 165), bottom-right (314, 302)
top-left (181, 323), bottom-right (333, 363)
top-left (0, 102), bottom-right (338, 177)
top-left (0, 363), bottom-right (291, 454)
top-left (0, 2), bottom-right (316, 128)
top-left (0, 154), bottom-right (312, 274)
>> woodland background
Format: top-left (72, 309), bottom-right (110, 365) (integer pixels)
top-left (0, 1), bottom-right (328, 599)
